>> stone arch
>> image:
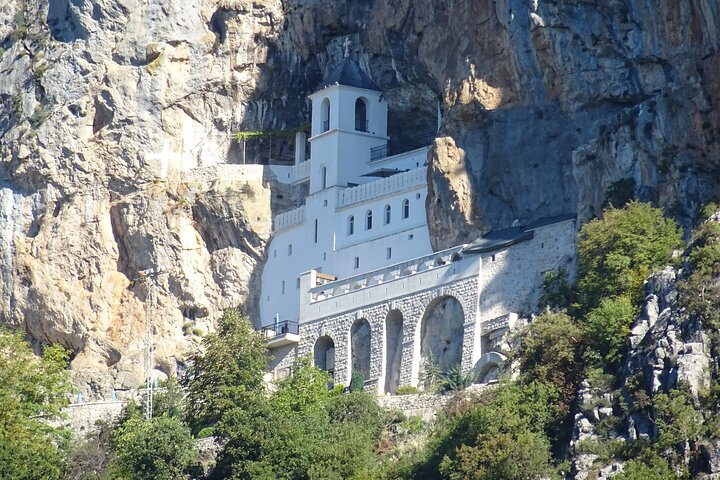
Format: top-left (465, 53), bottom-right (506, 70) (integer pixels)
top-left (384, 310), bottom-right (403, 394)
top-left (350, 318), bottom-right (371, 381)
top-left (314, 335), bottom-right (335, 376)
top-left (321, 98), bottom-right (330, 131)
top-left (420, 295), bottom-right (464, 375)
top-left (355, 97), bottom-right (368, 132)
top-left (473, 352), bottom-right (506, 384)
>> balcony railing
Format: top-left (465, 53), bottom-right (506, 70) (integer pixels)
top-left (322, 120), bottom-right (329, 132)
top-left (370, 144), bottom-right (389, 161)
top-left (260, 320), bottom-right (300, 348)
top-left (355, 118), bottom-right (369, 132)
top-left (260, 320), bottom-right (299, 339)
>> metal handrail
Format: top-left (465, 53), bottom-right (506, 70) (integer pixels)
top-left (260, 320), bottom-right (299, 338)
top-left (370, 144), bottom-right (389, 161)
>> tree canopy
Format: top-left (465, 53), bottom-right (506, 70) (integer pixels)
top-left (0, 328), bottom-right (72, 480)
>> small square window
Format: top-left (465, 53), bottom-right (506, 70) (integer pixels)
top-left (354, 257), bottom-right (360, 269)
top-left (323, 199), bottom-right (328, 206)
top-left (408, 234), bottom-right (414, 240)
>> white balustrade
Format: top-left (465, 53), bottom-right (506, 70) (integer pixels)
top-left (338, 167), bottom-right (427, 208)
top-left (273, 205), bottom-right (306, 231)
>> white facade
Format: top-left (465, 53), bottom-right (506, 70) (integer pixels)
top-left (258, 59), bottom-right (577, 393)
top-left (260, 73), bottom-right (433, 328)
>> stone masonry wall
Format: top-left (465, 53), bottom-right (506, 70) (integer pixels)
top-left (271, 218), bottom-right (576, 393)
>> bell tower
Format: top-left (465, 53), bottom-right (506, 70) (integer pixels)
top-left (307, 49), bottom-right (388, 193)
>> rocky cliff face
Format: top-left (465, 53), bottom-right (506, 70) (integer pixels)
top-left (1, 0), bottom-right (718, 395)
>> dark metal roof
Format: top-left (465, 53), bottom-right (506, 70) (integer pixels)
top-left (316, 58), bottom-right (381, 92)
top-left (461, 228), bottom-right (534, 255)
top-left (461, 213), bottom-right (576, 255)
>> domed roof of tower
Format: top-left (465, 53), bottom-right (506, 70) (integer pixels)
top-left (316, 58), bottom-right (381, 92)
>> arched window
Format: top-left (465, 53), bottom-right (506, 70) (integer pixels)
top-left (402, 199), bottom-right (410, 219)
top-left (348, 215), bottom-right (354, 236)
top-left (321, 166), bottom-right (327, 189)
top-left (355, 98), bottom-right (368, 132)
top-left (321, 98), bottom-right (330, 132)
top-left (366, 210), bottom-right (373, 230)
top-left (384, 204), bottom-right (391, 225)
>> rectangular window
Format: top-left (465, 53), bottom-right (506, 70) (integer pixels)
top-left (386, 247), bottom-right (392, 260)
top-left (288, 244), bottom-right (293, 256)
top-left (354, 257), bottom-right (360, 269)
top-left (314, 219), bottom-right (318, 243)
top-left (281, 280), bottom-right (285, 294)
top-left (273, 249), bottom-right (277, 258)
top-left (296, 278), bottom-right (300, 289)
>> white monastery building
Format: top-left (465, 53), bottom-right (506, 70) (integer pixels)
top-left (258, 56), bottom-right (576, 393)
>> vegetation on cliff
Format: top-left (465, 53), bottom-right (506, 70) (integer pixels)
top-left (6, 201), bottom-right (720, 479)
top-left (0, 329), bottom-right (72, 480)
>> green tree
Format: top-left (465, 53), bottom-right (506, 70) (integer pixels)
top-left (613, 457), bottom-right (676, 480)
top-left (111, 411), bottom-right (195, 480)
top-left (513, 311), bottom-right (586, 420)
top-left (678, 221), bottom-right (720, 328)
top-left (442, 430), bottom-right (556, 480)
top-left (414, 382), bottom-right (560, 480)
top-left (585, 295), bottom-right (636, 368)
top-left (211, 360), bottom-right (384, 480)
top-left (577, 201), bottom-right (681, 312)
top-left (0, 328), bottom-right (72, 480)
top-left (182, 308), bottom-right (267, 431)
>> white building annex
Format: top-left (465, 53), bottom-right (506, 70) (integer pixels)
top-left (258, 54), bottom-right (577, 393)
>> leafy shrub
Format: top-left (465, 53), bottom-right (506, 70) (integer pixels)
top-left (395, 385), bottom-right (420, 396)
top-left (538, 267), bottom-right (573, 311)
top-left (577, 201), bottom-right (681, 312)
top-left (585, 295), bottom-right (637, 368)
top-left (349, 370), bottom-right (365, 393)
top-left (111, 414), bottom-right (195, 480)
top-left (439, 366), bottom-right (475, 393)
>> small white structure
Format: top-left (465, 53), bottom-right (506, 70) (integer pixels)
top-left (259, 57), bottom-right (576, 393)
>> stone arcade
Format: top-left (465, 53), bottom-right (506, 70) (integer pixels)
top-left (258, 56), bottom-right (576, 393)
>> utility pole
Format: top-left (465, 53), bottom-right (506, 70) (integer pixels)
top-left (136, 266), bottom-right (167, 420)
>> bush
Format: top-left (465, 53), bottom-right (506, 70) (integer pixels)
top-left (585, 296), bottom-right (637, 368)
top-left (111, 414), bottom-right (195, 480)
top-left (395, 386), bottom-right (420, 395)
top-left (349, 370), bottom-right (365, 393)
top-left (439, 366), bottom-right (475, 392)
top-left (577, 201), bottom-right (681, 312)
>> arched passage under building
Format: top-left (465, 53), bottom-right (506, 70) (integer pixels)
top-left (384, 310), bottom-right (403, 394)
top-left (351, 318), bottom-right (371, 381)
top-left (314, 335), bottom-right (335, 376)
top-left (473, 352), bottom-right (506, 384)
top-left (420, 295), bottom-right (464, 379)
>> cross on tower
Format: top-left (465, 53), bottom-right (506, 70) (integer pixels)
top-left (145, 140), bottom-right (184, 179)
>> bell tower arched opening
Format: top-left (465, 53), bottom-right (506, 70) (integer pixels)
top-left (355, 97), bottom-right (368, 132)
top-left (321, 98), bottom-right (330, 132)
